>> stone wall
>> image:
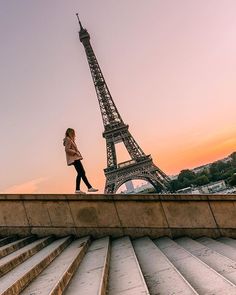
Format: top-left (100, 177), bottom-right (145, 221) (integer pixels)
top-left (0, 194), bottom-right (236, 238)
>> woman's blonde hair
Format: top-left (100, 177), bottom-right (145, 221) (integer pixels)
top-left (65, 128), bottom-right (75, 139)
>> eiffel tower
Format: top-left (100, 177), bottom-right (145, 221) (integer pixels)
top-left (76, 14), bottom-right (170, 193)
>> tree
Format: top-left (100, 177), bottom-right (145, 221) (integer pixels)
top-left (199, 169), bottom-right (209, 177)
top-left (182, 178), bottom-right (191, 188)
top-left (230, 152), bottom-right (236, 167)
top-left (168, 180), bottom-right (182, 192)
top-left (209, 163), bottom-right (221, 181)
top-left (221, 170), bottom-right (234, 180)
top-left (229, 174), bottom-right (236, 186)
top-left (178, 170), bottom-right (195, 182)
top-left (217, 161), bottom-right (225, 171)
top-left (193, 175), bottom-right (210, 186)
top-left (209, 163), bottom-right (219, 174)
top-left (230, 152), bottom-right (236, 162)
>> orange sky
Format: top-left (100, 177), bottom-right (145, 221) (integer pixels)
top-left (158, 129), bottom-right (236, 175)
top-left (0, 0), bottom-right (235, 194)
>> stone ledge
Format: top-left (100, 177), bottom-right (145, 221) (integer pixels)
top-left (0, 194), bottom-right (235, 238)
top-left (0, 194), bottom-right (235, 201)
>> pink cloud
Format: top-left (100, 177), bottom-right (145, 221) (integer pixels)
top-left (1, 177), bottom-right (47, 194)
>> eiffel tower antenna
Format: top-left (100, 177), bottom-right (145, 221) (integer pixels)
top-left (76, 15), bottom-right (170, 193)
top-left (76, 13), bottom-right (83, 30)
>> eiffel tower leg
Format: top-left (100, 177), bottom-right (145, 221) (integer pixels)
top-left (147, 168), bottom-right (169, 192)
top-left (104, 178), bottom-right (115, 194)
top-left (148, 178), bottom-right (165, 193)
top-left (122, 131), bottom-right (145, 159)
top-left (106, 141), bottom-right (117, 167)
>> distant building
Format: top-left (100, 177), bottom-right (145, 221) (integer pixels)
top-left (134, 182), bottom-right (153, 193)
top-left (169, 175), bottom-right (178, 180)
top-left (192, 164), bottom-right (211, 174)
top-left (221, 186), bottom-right (236, 194)
top-left (176, 187), bottom-right (193, 194)
top-left (200, 180), bottom-right (227, 193)
top-left (125, 180), bottom-right (134, 193)
top-left (176, 180), bottom-right (227, 194)
top-left (220, 156), bottom-right (233, 164)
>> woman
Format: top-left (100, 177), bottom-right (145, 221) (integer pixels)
top-left (63, 128), bottom-right (98, 194)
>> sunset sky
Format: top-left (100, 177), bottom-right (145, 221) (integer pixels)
top-left (0, 0), bottom-right (236, 193)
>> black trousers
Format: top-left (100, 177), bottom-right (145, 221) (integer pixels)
top-left (73, 160), bottom-right (92, 190)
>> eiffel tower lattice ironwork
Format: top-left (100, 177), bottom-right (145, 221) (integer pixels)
top-left (76, 14), bottom-right (170, 193)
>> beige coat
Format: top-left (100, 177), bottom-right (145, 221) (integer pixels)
top-left (63, 136), bottom-right (83, 166)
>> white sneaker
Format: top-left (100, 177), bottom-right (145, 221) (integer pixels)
top-left (88, 187), bottom-right (98, 192)
top-left (75, 190), bottom-right (86, 194)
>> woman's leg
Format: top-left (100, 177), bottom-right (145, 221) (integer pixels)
top-left (80, 161), bottom-right (92, 189)
top-left (73, 160), bottom-right (82, 190)
top-left (73, 160), bottom-right (92, 189)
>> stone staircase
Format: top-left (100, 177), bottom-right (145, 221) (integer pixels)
top-left (0, 235), bottom-right (236, 294)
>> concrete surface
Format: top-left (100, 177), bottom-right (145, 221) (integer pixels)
top-left (0, 194), bottom-right (236, 238)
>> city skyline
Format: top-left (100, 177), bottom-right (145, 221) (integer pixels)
top-left (0, 0), bottom-right (236, 193)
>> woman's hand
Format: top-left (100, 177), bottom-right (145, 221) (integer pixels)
top-left (75, 152), bottom-right (83, 159)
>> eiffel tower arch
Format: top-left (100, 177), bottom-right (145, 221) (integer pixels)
top-left (106, 162), bottom-right (169, 194)
top-left (76, 14), bottom-right (170, 193)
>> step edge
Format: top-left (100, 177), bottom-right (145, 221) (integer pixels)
top-left (134, 237), bottom-right (199, 295)
top-left (48, 236), bottom-right (91, 295)
top-left (1, 236), bottom-right (73, 295)
top-left (155, 237), bottom-right (236, 289)
top-left (98, 236), bottom-right (111, 295)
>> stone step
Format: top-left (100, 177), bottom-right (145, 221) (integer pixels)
top-left (0, 236), bottom-right (72, 295)
top-left (0, 237), bottom-right (18, 247)
top-left (133, 237), bottom-right (198, 295)
top-left (21, 236), bottom-right (90, 295)
top-left (0, 236), bottom-right (54, 277)
top-left (176, 237), bottom-right (236, 285)
top-left (108, 236), bottom-right (150, 295)
top-left (0, 236), bottom-right (37, 259)
top-left (0, 235), bottom-right (235, 294)
top-left (154, 237), bottom-right (236, 294)
top-left (217, 237), bottom-right (236, 249)
top-left (197, 237), bottom-right (236, 261)
top-left (65, 236), bottom-right (110, 295)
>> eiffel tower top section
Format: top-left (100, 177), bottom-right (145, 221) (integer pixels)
top-left (76, 14), bottom-right (124, 131)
